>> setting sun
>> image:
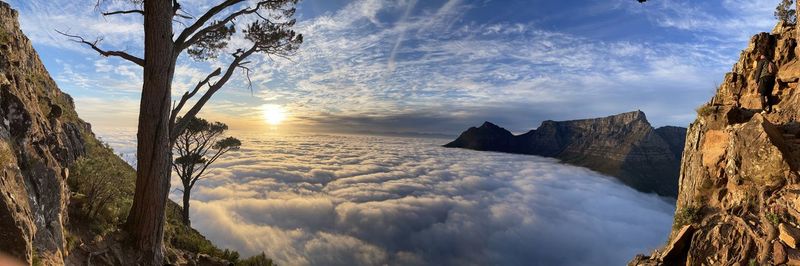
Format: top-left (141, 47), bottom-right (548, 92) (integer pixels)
top-left (261, 104), bottom-right (287, 125)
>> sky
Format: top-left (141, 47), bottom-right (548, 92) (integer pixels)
top-left (98, 130), bottom-right (675, 266)
top-left (5, 0), bottom-right (784, 135)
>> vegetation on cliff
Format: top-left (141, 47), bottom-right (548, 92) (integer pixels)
top-left (631, 14), bottom-right (800, 266)
top-left (0, 1), bottom-right (274, 265)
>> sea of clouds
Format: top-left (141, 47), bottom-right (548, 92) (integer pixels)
top-left (97, 129), bottom-right (675, 266)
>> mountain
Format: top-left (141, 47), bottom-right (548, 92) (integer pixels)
top-left (630, 22), bottom-right (800, 265)
top-left (444, 111), bottom-right (686, 197)
top-left (0, 2), bottom-right (239, 265)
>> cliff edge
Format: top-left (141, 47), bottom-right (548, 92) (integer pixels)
top-left (630, 22), bottom-right (800, 265)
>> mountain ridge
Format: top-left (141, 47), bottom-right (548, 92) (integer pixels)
top-left (444, 111), bottom-right (686, 197)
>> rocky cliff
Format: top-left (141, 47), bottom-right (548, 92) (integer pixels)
top-left (630, 22), bottom-right (800, 265)
top-left (444, 111), bottom-right (686, 197)
top-left (0, 2), bottom-right (237, 265)
top-left (0, 2), bottom-right (88, 264)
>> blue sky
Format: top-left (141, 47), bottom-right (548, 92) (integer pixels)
top-left (6, 0), bottom-right (783, 135)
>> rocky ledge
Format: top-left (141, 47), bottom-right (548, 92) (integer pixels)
top-left (630, 22), bottom-right (800, 265)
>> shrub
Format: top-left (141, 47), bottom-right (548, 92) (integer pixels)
top-left (68, 140), bottom-right (134, 235)
top-left (238, 252), bottom-right (277, 266)
top-left (674, 205), bottom-right (701, 228)
top-left (766, 211), bottom-right (781, 225)
top-left (695, 104), bottom-right (716, 117)
top-left (776, 0), bottom-right (797, 24)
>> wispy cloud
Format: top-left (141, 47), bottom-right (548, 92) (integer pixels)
top-left (8, 0), bottom-right (781, 134)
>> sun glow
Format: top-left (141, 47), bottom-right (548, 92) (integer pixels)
top-left (261, 104), bottom-right (287, 125)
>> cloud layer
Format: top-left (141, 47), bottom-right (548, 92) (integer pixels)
top-left (100, 130), bottom-right (674, 266)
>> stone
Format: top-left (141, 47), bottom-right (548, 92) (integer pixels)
top-left (701, 130), bottom-right (729, 170)
top-left (658, 225), bottom-right (695, 265)
top-left (788, 248), bottom-right (800, 266)
top-left (782, 223), bottom-right (800, 249)
top-left (775, 241), bottom-right (788, 265)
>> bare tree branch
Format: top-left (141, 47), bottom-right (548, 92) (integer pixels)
top-left (178, 4), bottom-right (260, 51)
top-left (236, 63), bottom-right (254, 94)
top-left (56, 30), bottom-right (144, 67)
top-left (171, 46), bottom-right (257, 141)
top-left (174, 0), bottom-right (244, 46)
top-left (169, 68), bottom-right (222, 131)
top-left (102, 9), bottom-right (144, 16)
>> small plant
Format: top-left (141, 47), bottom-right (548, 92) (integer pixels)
top-left (674, 205), bottom-right (701, 228)
top-left (238, 252), bottom-right (277, 266)
top-left (767, 204), bottom-right (789, 225)
top-left (695, 104), bottom-right (716, 117)
top-left (67, 139), bottom-right (134, 235)
top-left (776, 0), bottom-right (797, 24)
top-left (766, 211), bottom-right (781, 225)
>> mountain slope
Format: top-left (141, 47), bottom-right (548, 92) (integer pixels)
top-left (445, 111), bottom-right (686, 197)
top-left (631, 22), bottom-right (800, 265)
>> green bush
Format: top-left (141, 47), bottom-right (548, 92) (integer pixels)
top-left (766, 211), bottom-right (781, 225)
top-left (776, 0), bottom-right (797, 24)
top-left (68, 140), bottom-right (134, 235)
top-left (238, 252), bottom-right (277, 266)
top-left (66, 132), bottom-right (276, 264)
top-left (674, 205), bottom-right (701, 228)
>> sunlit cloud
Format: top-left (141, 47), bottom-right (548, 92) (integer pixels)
top-left (98, 130), bottom-right (674, 266)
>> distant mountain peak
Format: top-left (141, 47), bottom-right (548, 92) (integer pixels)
top-left (480, 121), bottom-right (499, 128)
top-left (445, 111), bottom-right (686, 197)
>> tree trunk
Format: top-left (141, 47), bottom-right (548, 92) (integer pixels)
top-left (124, 1), bottom-right (175, 265)
top-left (182, 185), bottom-right (191, 226)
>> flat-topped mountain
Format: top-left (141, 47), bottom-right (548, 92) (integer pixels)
top-left (444, 111), bottom-right (686, 197)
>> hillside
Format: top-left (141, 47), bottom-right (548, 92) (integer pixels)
top-left (0, 2), bottom-right (257, 265)
top-left (444, 111), bottom-right (686, 197)
top-left (630, 22), bottom-right (800, 265)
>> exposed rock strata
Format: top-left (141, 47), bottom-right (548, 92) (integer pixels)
top-left (0, 2), bottom-right (89, 264)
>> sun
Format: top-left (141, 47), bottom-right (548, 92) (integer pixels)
top-left (261, 104), bottom-right (287, 125)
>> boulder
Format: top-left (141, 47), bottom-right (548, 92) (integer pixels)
top-left (775, 241), bottom-right (788, 265)
top-left (781, 223), bottom-right (800, 249)
top-left (658, 225), bottom-right (695, 264)
top-left (788, 248), bottom-right (800, 266)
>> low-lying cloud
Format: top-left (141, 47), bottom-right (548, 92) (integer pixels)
top-left (99, 129), bottom-right (674, 266)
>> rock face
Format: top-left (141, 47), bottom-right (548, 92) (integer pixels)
top-left (630, 22), bottom-right (800, 265)
top-left (444, 111), bottom-right (686, 197)
top-left (0, 2), bottom-right (92, 264)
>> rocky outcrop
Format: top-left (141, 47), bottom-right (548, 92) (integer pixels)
top-left (444, 111), bottom-right (686, 197)
top-left (0, 1), bottom-right (91, 264)
top-left (630, 22), bottom-right (800, 265)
